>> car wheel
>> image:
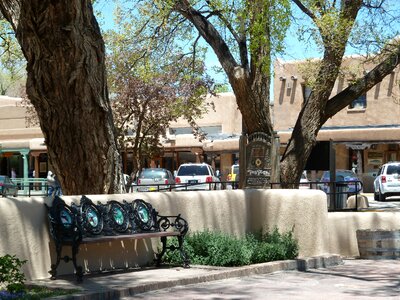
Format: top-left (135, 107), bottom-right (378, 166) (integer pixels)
top-left (378, 190), bottom-right (386, 202)
top-left (374, 192), bottom-right (379, 201)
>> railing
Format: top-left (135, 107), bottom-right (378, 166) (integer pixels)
top-left (13, 177), bottom-right (363, 211)
top-left (128, 179), bottom-right (363, 212)
top-left (13, 178), bottom-right (48, 196)
top-left (127, 180), bottom-right (241, 192)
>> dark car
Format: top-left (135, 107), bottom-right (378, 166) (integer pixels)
top-left (319, 170), bottom-right (362, 195)
top-left (0, 175), bottom-right (18, 197)
top-left (137, 168), bottom-right (175, 192)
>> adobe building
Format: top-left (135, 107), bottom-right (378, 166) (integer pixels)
top-left (0, 96), bottom-right (47, 181)
top-left (273, 57), bottom-right (400, 191)
top-left (3, 55), bottom-right (400, 190)
top-left (0, 93), bottom-right (244, 183)
top-left (122, 92), bottom-right (243, 180)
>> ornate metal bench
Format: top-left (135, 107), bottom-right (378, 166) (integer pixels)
top-left (45, 195), bottom-right (189, 282)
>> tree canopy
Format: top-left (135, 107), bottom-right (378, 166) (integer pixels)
top-left (120, 0), bottom-right (400, 186)
top-left (0, 0), bottom-right (400, 193)
top-left (104, 14), bottom-right (215, 175)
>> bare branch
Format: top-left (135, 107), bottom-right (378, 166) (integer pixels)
top-left (292, 0), bottom-right (316, 20)
top-left (173, 0), bottom-right (238, 75)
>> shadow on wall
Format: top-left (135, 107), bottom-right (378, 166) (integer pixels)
top-left (2, 190), bottom-right (399, 280)
top-left (0, 196), bottom-right (51, 280)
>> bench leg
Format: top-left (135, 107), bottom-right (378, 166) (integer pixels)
top-left (72, 243), bottom-right (84, 282)
top-left (156, 236), bottom-right (168, 266)
top-left (177, 235), bottom-right (190, 268)
top-left (49, 243), bottom-right (84, 282)
top-left (49, 243), bottom-right (63, 280)
top-left (156, 236), bottom-right (190, 268)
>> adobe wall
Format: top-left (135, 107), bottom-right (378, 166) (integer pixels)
top-left (1, 190), bottom-right (399, 281)
top-left (327, 211), bottom-right (400, 257)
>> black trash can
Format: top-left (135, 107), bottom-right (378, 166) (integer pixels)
top-left (335, 183), bottom-right (349, 209)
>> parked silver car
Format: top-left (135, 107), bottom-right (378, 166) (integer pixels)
top-left (373, 162), bottom-right (400, 201)
top-left (137, 168), bottom-right (175, 192)
top-left (175, 163), bottom-right (221, 190)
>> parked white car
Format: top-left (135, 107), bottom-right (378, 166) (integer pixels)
top-left (373, 161), bottom-right (400, 201)
top-left (175, 163), bottom-right (221, 190)
top-left (299, 171), bottom-right (310, 189)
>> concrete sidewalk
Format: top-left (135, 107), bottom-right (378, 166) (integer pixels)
top-left (129, 259), bottom-right (400, 300)
top-left (29, 255), bottom-right (342, 299)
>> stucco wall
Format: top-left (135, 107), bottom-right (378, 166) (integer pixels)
top-left (0, 189), bottom-right (329, 280)
top-left (273, 58), bottom-right (400, 131)
top-left (0, 197), bottom-right (51, 281)
top-left (1, 190), bottom-right (399, 281)
top-left (327, 211), bottom-right (400, 257)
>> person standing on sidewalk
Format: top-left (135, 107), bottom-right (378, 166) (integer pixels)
top-left (11, 168), bottom-right (16, 179)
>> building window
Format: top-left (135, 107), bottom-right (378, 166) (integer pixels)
top-left (349, 94), bottom-right (367, 109)
top-left (169, 125), bottom-right (222, 135)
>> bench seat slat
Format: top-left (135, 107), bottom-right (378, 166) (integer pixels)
top-left (81, 231), bottom-right (180, 244)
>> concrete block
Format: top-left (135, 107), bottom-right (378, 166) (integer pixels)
top-left (346, 195), bottom-right (369, 209)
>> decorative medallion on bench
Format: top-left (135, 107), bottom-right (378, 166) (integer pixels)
top-left (107, 200), bottom-right (130, 233)
top-left (45, 196), bottom-right (189, 282)
top-left (80, 195), bottom-right (103, 236)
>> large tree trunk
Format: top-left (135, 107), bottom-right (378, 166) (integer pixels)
top-left (0, 0), bottom-right (122, 195)
top-left (280, 0), bottom-right (363, 187)
top-left (173, 0), bottom-right (273, 134)
top-left (280, 50), bottom-right (346, 187)
top-left (173, 0), bottom-right (276, 184)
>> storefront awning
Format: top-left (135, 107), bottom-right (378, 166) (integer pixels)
top-left (278, 126), bottom-right (400, 144)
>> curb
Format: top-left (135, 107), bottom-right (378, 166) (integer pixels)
top-left (45, 255), bottom-right (343, 300)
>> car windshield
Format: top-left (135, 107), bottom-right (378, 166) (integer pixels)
top-left (386, 165), bottom-right (400, 175)
top-left (0, 176), bottom-right (5, 183)
top-left (139, 169), bottom-right (167, 179)
top-left (178, 165), bottom-right (210, 176)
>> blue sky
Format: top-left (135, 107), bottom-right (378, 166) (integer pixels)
top-left (94, 1), bottom-right (400, 89)
top-left (93, 1), bottom-right (319, 85)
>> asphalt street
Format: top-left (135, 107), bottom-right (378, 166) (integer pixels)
top-left (365, 194), bottom-right (400, 211)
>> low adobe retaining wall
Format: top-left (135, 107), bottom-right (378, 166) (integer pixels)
top-left (0, 189), bottom-right (399, 280)
top-left (327, 211), bottom-right (400, 257)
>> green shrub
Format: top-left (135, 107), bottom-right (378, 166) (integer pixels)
top-left (163, 228), bottom-right (299, 267)
top-left (0, 254), bottom-right (26, 294)
top-left (0, 255), bottom-right (77, 300)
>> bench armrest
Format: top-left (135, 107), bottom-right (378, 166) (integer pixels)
top-left (45, 197), bottom-right (82, 244)
top-left (157, 214), bottom-right (188, 236)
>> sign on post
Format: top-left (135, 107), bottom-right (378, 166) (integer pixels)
top-left (244, 132), bottom-right (272, 188)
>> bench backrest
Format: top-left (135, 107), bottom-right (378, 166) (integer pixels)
top-left (77, 195), bottom-right (160, 237)
top-left (46, 196), bottom-right (188, 243)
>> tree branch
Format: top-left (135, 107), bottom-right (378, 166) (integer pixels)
top-left (0, 0), bottom-right (20, 32)
top-left (323, 45), bottom-right (400, 122)
top-left (173, 0), bottom-right (238, 75)
top-left (292, 0), bottom-right (316, 20)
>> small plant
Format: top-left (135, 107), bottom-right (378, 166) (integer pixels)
top-left (163, 228), bottom-right (299, 267)
top-left (0, 255), bottom-right (26, 293)
top-left (0, 255), bottom-right (77, 300)
top-left (0, 254), bottom-right (27, 299)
